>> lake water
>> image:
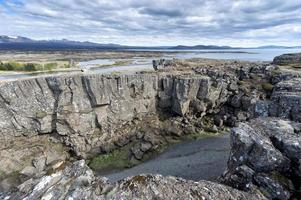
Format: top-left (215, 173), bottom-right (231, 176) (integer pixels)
top-left (134, 48), bottom-right (301, 62)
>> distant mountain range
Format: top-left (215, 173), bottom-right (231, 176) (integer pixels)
top-left (0, 36), bottom-right (124, 50)
top-left (0, 35), bottom-right (301, 51)
top-left (169, 45), bottom-right (232, 50)
top-left (256, 45), bottom-right (301, 49)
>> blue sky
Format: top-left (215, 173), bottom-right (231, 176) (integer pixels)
top-left (0, 0), bottom-right (301, 46)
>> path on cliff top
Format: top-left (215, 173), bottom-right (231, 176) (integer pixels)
top-left (100, 133), bottom-right (230, 183)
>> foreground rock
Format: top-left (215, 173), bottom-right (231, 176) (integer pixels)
top-left (0, 160), bottom-right (266, 200)
top-left (222, 118), bottom-right (301, 200)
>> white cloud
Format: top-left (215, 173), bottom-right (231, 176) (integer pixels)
top-left (0, 0), bottom-right (300, 46)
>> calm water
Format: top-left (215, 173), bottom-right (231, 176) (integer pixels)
top-left (1, 48), bottom-right (300, 81)
top-left (137, 48), bottom-right (301, 61)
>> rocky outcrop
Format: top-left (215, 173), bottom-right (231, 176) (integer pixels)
top-left (270, 78), bottom-right (301, 121)
top-left (243, 78), bottom-right (301, 122)
top-left (0, 73), bottom-right (233, 181)
top-left (0, 160), bottom-right (266, 200)
top-left (152, 59), bottom-right (172, 70)
top-left (222, 118), bottom-right (301, 200)
top-left (273, 53), bottom-right (301, 65)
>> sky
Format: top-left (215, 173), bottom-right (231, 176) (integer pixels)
top-left (0, 0), bottom-right (301, 47)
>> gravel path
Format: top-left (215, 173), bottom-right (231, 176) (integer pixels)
top-left (100, 133), bottom-right (230, 183)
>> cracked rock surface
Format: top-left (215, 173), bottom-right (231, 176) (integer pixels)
top-left (222, 118), bottom-right (301, 200)
top-left (0, 160), bottom-right (266, 200)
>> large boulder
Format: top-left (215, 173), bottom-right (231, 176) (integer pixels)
top-left (223, 118), bottom-right (301, 200)
top-left (273, 53), bottom-right (301, 65)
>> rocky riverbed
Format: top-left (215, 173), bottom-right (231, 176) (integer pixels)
top-left (0, 53), bottom-right (301, 199)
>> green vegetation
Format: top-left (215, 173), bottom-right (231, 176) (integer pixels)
top-left (0, 61), bottom-right (70, 72)
top-left (262, 82), bottom-right (274, 92)
top-left (88, 148), bottom-right (132, 171)
top-left (44, 62), bottom-right (58, 70)
top-left (0, 61), bottom-right (40, 71)
top-left (0, 169), bottom-right (5, 178)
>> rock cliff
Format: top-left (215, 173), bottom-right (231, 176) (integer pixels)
top-left (0, 72), bottom-right (231, 182)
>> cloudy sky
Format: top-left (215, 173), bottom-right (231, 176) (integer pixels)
top-left (0, 0), bottom-right (301, 46)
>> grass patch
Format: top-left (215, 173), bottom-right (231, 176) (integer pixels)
top-left (88, 148), bottom-right (132, 171)
top-left (0, 61), bottom-right (70, 72)
top-left (44, 62), bottom-right (58, 70)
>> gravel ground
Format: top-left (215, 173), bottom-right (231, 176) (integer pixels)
top-left (100, 133), bottom-right (230, 183)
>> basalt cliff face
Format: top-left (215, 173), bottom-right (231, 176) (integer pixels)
top-left (0, 74), bottom-right (228, 180)
top-left (1, 57), bottom-right (301, 199)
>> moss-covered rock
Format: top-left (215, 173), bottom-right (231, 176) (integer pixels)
top-left (261, 82), bottom-right (274, 92)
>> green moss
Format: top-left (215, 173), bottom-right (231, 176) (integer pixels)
top-left (250, 74), bottom-right (261, 80)
top-left (88, 148), bottom-right (132, 171)
top-left (262, 82), bottom-right (274, 92)
top-left (36, 111), bottom-right (48, 118)
top-left (0, 169), bottom-right (5, 178)
top-left (88, 129), bottom-right (226, 173)
top-left (238, 80), bottom-right (245, 85)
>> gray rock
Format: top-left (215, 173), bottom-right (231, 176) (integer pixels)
top-left (140, 142), bottom-right (152, 152)
top-left (131, 145), bottom-right (144, 160)
top-left (152, 59), bottom-right (172, 70)
top-left (222, 165), bottom-right (255, 191)
top-left (32, 156), bottom-right (46, 172)
top-left (20, 166), bottom-right (36, 177)
top-left (271, 78), bottom-right (301, 122)
top-left (254, 174), bottom-right (291, 200)
top-left (1, 160), bottom-right (266, 200)
top-left (273, 53), bottom-right (301, 65)
top-left (230, 93), bottom-right (243, 108)
top-left (224, 118), bottom-right (301, 199)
